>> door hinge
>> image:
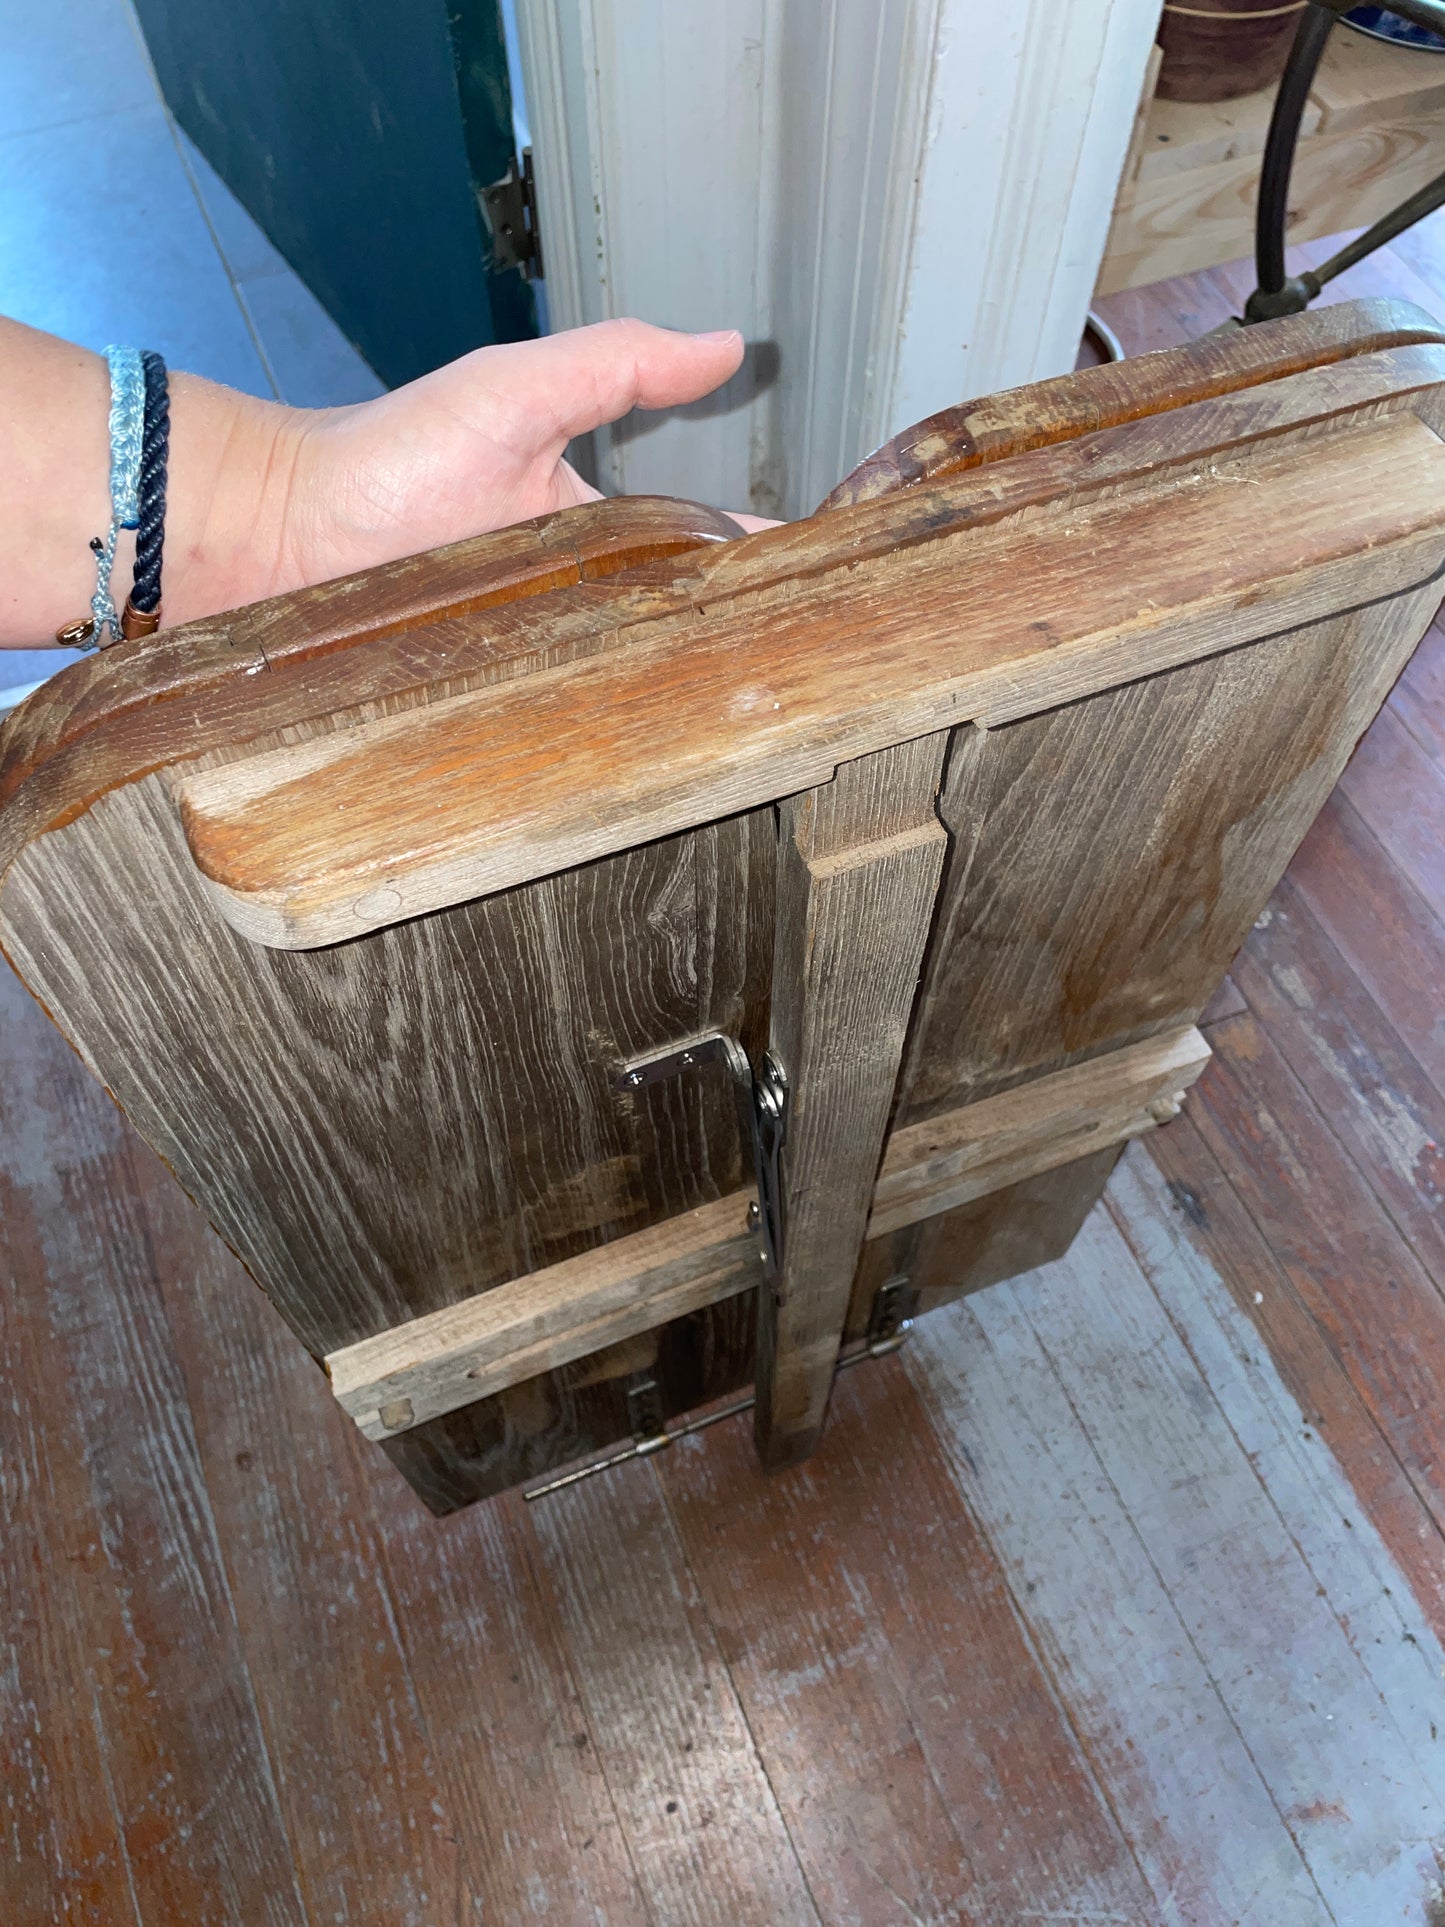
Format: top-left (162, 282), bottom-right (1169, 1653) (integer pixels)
top-left (614, 1030), bottom-right (789, 1284)
top-left (865, 1275), bottom-right (919, 1356)
top-left (481, 147), bottom-right (543, 278)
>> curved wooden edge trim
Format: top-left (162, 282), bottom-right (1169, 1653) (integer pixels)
top-left (0, 494), bottom-right (740, 818)
top-left (175, 413), bottom-right (1445, 949)
top-left (821, 299), bottom-right (1445, 510)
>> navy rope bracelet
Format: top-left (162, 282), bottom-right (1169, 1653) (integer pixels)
top-left (124, 350), bottom-right (169, 637)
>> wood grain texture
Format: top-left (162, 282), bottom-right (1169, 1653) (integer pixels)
top-left (907, 1267), bottom-right (1331, 1922)
top-left (331, 1191), bottom-right (762, 1440)
top-left (1339, 694), bottom-right (1445, 919)
top-left (1, 776), bottom-right (775, 1509)
top-left (3, 786), bottom-right (772, 1352)
top-left (125, 1115), bottom-right (472, 1922)
top-left (850, 1144), bottom-right (1129, 1346)
top-left (1060, 1180), bottom-right (1445, 1914)
top-left (1099, 29), bottom-right (1445, 294)
top-left (1192, 1008), bottom-right (1445, 1523)
top-left (9, 303), bottom-right (1445, 1510)
top-left (1290, 789), bottom-right (1445, 1094)
top-left (0, 1171), bottom-right (140, 1926)
top-left (1144, 1107), bottom-right (1445, 1636)
top-left (361, 1481), bottom-right (654, 1925)
top-left (1112, 1146), bottom-right (1445, 1757)
top-left (5, 310), bottom-right (1445, 898)
top-left (754, 736), bottom-right (949, 1468)
top-left (658, 1362), bottom-right (1160, 1924)
top-left (16, 241), bottom-right (1445, 1920)
top-left (822, 296), bottom-right (1445, 506)
top-left (1103, 111), bottom-right (1445, 297)
top-left (906, 1184), bottom-right (1445, 1920)
top-left (1389, 611), bottom-right (1445, 774)
top-left (895, 574), bottom-right (1445, 1127)
top-left (1236, 869), bottom-right (1445, 1298)
top-left (0, 966), bottom-right (307, 1925)
top-left (0, 494), bottom-right (737, 836)
top-left (330, 1025), bottom-right (1207, 1443)
top-left (528, 1464), bottom-right (823, 1927)
top-left (176, 414), bottom-right (1445, 946)
top-left (871, 1022), bottom-right (1208, 1237)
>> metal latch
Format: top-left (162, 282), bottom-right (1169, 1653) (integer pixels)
top-left (614, 1031), bottom-right (789, 1283)
top-left (480, 148), bottom-right (543, 277)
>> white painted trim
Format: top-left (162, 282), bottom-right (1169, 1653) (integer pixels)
top-left (515, 0), bottom-right (1161, 517)
top-left (888, 0), bottom-right (1163, 429)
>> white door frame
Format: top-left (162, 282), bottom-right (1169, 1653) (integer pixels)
top-left (516, 0), bottom-right (1161, 517)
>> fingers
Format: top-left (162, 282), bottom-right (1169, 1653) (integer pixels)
top-left (484, 319), bottom-right (746, 447)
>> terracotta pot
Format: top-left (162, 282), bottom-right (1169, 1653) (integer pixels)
top-left (1157, 0), bottom-right (1307, 103)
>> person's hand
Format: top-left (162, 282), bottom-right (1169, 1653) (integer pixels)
top-left (0, 313), bottom-right (770, 645)
top-left (275, 318), bottom-right (765, 591)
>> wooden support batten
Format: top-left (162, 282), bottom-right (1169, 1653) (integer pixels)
top-left (329, 1024), bottom-right (1210, 1443)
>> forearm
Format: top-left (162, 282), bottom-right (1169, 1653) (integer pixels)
top-left (0, 318), bottom-right (302, 646)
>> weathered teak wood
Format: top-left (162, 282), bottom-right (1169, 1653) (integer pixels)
top-left (869, 1025), bottom-right (1209, 1240)
top-left (5, 300), bottom-right (1445, 1511)
top-left (753, 737), bottom-right (949, 1466)
top-left (334, 1192), bottom-right (764, 1441)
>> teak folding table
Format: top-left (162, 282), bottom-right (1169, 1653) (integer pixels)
top-left (5, 299), bottom-right (1444, 1512)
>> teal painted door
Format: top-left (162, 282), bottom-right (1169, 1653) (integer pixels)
top-left (133, 0), bottom-right (537, 387)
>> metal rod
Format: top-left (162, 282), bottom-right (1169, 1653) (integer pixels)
top-left (1085, 310), bottom-right (1126, 365)
top-left (1310, 166), bottom-right (1445, 288)
top-left (1253, 2), bottom-right (1336, 302)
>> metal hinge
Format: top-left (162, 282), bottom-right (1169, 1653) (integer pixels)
top-left (480, 148), bottom-right (543, 278)
top-left (864, 1275), bottom-right (919, 1356)
top-left (522, 1275), bottom-right (916, 1503)
top-left (614, 1031), bottom-right (789, 1284)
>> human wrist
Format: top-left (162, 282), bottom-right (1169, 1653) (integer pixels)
top-left (158, 373), bottom-right (308, 628)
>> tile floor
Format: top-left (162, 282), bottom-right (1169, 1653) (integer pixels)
top-left (0, 0), bottom-right (384, 702)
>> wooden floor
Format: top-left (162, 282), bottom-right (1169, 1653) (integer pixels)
top-left (12, 246), bottom-right (1445, 1927)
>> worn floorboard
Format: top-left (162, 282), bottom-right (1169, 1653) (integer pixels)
top-left (362, 1477), bottom-right (655, 1927)
top-left (1147, 1108), bottom-right (1445, 1635)
top-left (0, 1177), bottom-right (140, 1926)
top-left (1191, 1010), bottom-right (1445, 1524)
top-left (1110, 1150), bottom-right (1445, 1811)
top-left (658, 1361), bottom-right (1156, 1925)
top-left (907, 1273), bottom-right (1334, 1925)
top-left (526, 1465), bottom-right (823, 1927)
top-left (128, 1134), bottom-right (468, 1925)
top-left (0, 968), bottom-right (308, 1927)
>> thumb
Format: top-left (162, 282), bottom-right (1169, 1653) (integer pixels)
top-left (499, 318), bottom-right (746, 445)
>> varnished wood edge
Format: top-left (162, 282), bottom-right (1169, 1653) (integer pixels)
top-left (328, 1024), bottom-right (1209, 1439)
top-left (0, 495), bottom-right (742, 818)
top-left (822, 298), bottom-right (1445, 509)
top-left (174, 414), bottom-right (1445, 949)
